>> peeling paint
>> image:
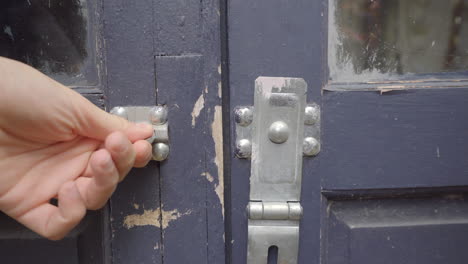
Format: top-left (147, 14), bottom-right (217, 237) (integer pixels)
top-left (205, 85), bottom-right (209, 93)
top-left (218, 64), bottom-right (222, 74)
top-left (211, 105), bottom-right (224, 217)
top-left (123, 208), bottom-right (192, 229)
top-left (202, 172), bottom-right (214, 182)
top-left (123, 209), bottom-right (159, 229)
top-left (217, 81), bottom-right (222, 98)
top-left (133, 203), bottom-right (140, 210)
top-left (162, 209), bottom-right (192, 229)
top-left (191, 93), bottom-right (205, 127)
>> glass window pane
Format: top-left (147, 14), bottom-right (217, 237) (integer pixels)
top-left (0, 0), bottom-right (98, 86)
top-left (329, 0), bottom-right (468, 82)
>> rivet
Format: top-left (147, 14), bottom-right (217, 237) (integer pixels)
top-left (303, 137), bottom-right (320, 156)
top-left (110, 107), bottom-right (128, 119)
top-left (153, 143), bottom-right (170, 161)
top-left (235, 139), bottom-right (252, 158)
top-left (149, 106), bottom-right (168, 125)
top-left (304, 104), bottom-right (319, 125)
top-left (268, 121), bottom-right (289, 144)
top-left (234, 107), bottom-right (253, 126)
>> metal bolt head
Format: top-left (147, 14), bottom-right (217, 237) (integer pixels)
top-left (234, 107), bottom-right (253, 127)
top-left (235, 139), bottom-right (252, 158)
top-left (304, 104), bottom-right (319, 125)
top-left (149, 106), bottom-right (168, 125)
top-left (110, 107), bottom-right (128, 119)
top-left (303, 137), bottom-right (320, 156)
top-left (268, 121), bottom-right (289, 144)
top-left (152, 143), bottom-right (170, 161)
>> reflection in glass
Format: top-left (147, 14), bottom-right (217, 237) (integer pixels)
top-left (329, 0), bottom-right (468, 81)
top-left (0, 0), bottom-right (97, 86)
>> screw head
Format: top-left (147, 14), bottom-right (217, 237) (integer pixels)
top-left (234, 107), bottom-right (253, 127)
top-left (110, 107), bottom-right (128, 119)
top-left (149, 106), bottom-right (168, 125)
top-left (268, 121), bottom-right (289, 144)
top-left (304, 104), bottom-right (319, 125)
top-left (152, 143), bottom-right (170, 161)
top-left (235, 139), bottom-right (252, 158)
top-left (303, 137), bottom-right (320, 156)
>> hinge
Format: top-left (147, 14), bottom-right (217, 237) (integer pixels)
top-left (110, 106), bottom-right (170, 161)
top-left (234, 77), bottom-right (320, 264)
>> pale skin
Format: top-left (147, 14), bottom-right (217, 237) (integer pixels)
top-left (0, 57), bottom-right (153, 240)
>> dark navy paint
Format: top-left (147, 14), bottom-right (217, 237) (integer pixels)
top-left (227, 0), bottom-right (325, 263)
top-left (105, 0), bottom-right (224, 263)
top-left (321, 89), bottom-right (468, 190)
top-left (103, 0), bottom-right (161, 263)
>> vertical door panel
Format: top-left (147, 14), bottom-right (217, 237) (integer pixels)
top-left (227, 0), bottom-right (326, 263)
top-left (103, 0), bottom-right (162, 263)
top-left (153, 0), bottom-right (225, 262)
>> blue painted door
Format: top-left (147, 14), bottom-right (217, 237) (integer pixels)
top-left (226, 0), bottom-right (468, 263)
top-left (0, 0), bottom-right (224, 263)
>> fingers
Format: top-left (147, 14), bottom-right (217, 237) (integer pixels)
top-left (75, 133), bottom-right (151, 211)
top-left (105, 131), bottom-right (136, 181)
top-left (133, 140), bottom-right (153, 168)
top-left (15, 182), bottom-right (86, 240)
top-left (71, 92), bottom-right (154, 142)
top-left (75, 149), bottom-right (119, 210)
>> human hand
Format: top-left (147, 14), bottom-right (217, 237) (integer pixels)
top-left (0, 57), bottom-right (153, 240)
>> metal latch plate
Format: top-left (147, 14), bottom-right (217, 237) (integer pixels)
top-left (110, 106), bottom-right (169, 161)
top-left (234, 76), bottom-right (321, 264)
top-left (250, 77), bottom-right (307, 202)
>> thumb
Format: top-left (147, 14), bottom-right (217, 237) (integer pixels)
top-left (71, 90), bottom-right (153, 142)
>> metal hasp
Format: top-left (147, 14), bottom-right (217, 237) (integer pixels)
top-left (234, 77), bottom-right (321, 264)
top-left (110, 106), bottom-right (169, 161)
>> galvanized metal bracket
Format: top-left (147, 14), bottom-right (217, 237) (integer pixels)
top-left (110, 106), bottom-right (169, 161)
top-left (234, 77), bottom-right (320, 264)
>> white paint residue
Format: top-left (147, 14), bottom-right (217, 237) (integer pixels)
top-left (217, 81), bottom-right (222, 98)
top-left (191, 93), bottom-right (205, 127)
top-left (202, 172), bottom-right (214, 182)
top-left (123, 209), bottom-right (160, 229)
top-left (436, 147), bottom-right (440, 158)
top-left (211, 106), bottom-right (224, 218)
top-left (162, 209), bottom-right (192, 229)
top-left (218, 64), bottom-right (222, 74)
top-left (123, 208), bottom-right (192, 229)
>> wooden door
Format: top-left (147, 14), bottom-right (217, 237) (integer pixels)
top-left (0, 0), bottom-right (224, 263)
top-left (226, 0), bottom-right (468, 263)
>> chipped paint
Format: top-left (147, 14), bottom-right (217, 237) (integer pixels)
top-left (123, 208), bottom-right (192, 229)
top-left (202, 172), bottom-right (214, 182)
top-left (217, 81), bottom-right (222, 98)
top-left (123, 209), bottom-right (159, 229)
top-left (218, 64), bottom-right (222, 74)
top-left (211, 105), bottom-right (224, 217)
top-left (133, 203), bottom-right (140, 210)
top-left (191, 93), bottom-right (205, 127)
top-left (162, 209), bottom-right (192, 229)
